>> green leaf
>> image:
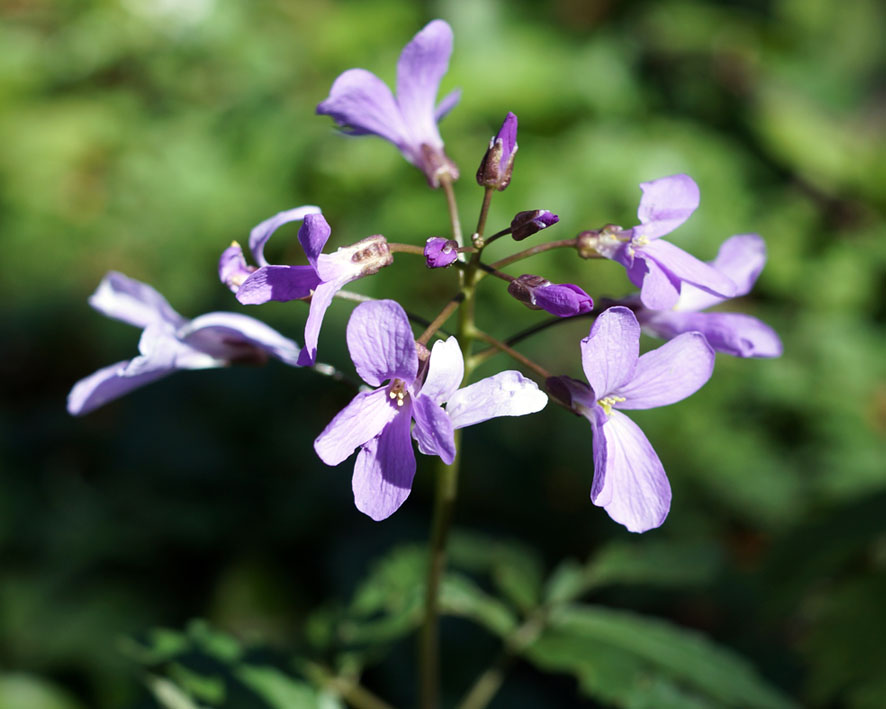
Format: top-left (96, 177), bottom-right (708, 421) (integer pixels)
top-left (186, 620), bottom-right (243, 664)
top-left (236, 665), bottom-right (336, 709)
top-left (440, 573), bottom-right (519, 637)
top-left (120, 628), bottom-right (191, 665)
top-left (0, 674), bottom-right (84, 709)
top-left (349, 545), bottom-right (426, 618)
top-left (146, 675), bottom-right (207, 709)
top-left (523, 605), bottom-right (794, 709)
top-left (167, 663), bottom-right (225, 705)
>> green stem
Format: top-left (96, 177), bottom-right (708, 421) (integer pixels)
top-left (473, 187), bottom-right (494, 246)
top-left (472, 329), bottom-right (553, 381)
top-left (488, 238), bottom-right (578, 271)
top-left (417, 294), bottom-right (464, 346)
top-left (388, 242), bottom-right (426, 256)
top-left (302, 662), bottom-right (396, 709)
top-left (440, 175), bottom-right (464, 248)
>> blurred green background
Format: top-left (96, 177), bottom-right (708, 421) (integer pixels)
top-left (1, 0), bottom-right (885, 706)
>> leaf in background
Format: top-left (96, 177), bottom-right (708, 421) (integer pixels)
top-left (523, 605), bottom-right (794, 709)
top-left (146, 675), bottom-right (208, 709)
top-left (236, 665), bottom-right (341, 709)
top-left (167, 663), bottom-right (225, 705)
top-left (440, 573), bottom-right (518, 638)
top-left (348, 545), bottom-right (426, 618)
top-left (0, 674), bottom-right (85, 709)
top-left (120, 628), bottom-right (191, 666)
top-left (187, 620), bottom-right (243, 664)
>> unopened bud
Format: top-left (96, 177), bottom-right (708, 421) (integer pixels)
top-left (507, 274), bottom-right (594, 318)
top-left (424, 237), bottom-right (459, 268)
top-left (510, 210), bottom-right (559, 241)
top-left (342, 235), bottom-right (393, 276)
top-left (476, 112), bottom-right (518, 191)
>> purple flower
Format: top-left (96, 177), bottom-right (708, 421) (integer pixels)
top-left (316, 20), bottom-right (461, 187)
top-left (424, 237), bottom-right (459, 268)
top-left (551, 306), bottom-right (714, 532)
top-left (477, 112), bottom-right (518, 190)
top-left (581, 174), bottom-right (738, 310)
top-left (314, 300), bottom-right (547, 520)
top-left (510, 209), bottom-right (559, 241)
top-left (636, 234), bottom-right (783, 358)
top-left (68, 272), bottom-right (301, 416)
top-left (220, 208), bottom-right (392, 367)
top-left (507, 274), bottom-right (594, 317)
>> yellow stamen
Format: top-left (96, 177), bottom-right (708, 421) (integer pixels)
top-left (597, 395), bottom-right (626, 416)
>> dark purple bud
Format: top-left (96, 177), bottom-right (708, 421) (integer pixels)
top-left (510, 209), bottom-right (559, 241)
top-left (507, 274), bottom-right (594, 317)
top-left (424, 237), bottom-right (459, 268)
top-left (476, 112), bottom-right (518, 191)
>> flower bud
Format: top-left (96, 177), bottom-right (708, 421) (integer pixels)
top-left (424, 237), bottom-right (459, 268)
top-left (507, 274), bottom-right (594, 318)
top-left (510, 209), bottom-right (559, 241)
top-left (476, 112), bottom-right (518, 191)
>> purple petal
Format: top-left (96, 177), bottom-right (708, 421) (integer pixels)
top-left (298, 213), bottom-right (332, 270)
top-left (636, 253), bottom-right (682, 310)
top-left (67, 359), bottom-right (174, 416)
top-left (235, 265), bottom-right (321, 306)
top-left (219, 242), bottom-right (255, 293)
top-left (420, 336), bottom-right (464, 405)
top-left (352, 410), bottom-right (416, 521)
top-left (314, 388), bottom-right (398, 466)
top-left (317, 68), bottom-right (409, 144)
top-left (635, 174), bottom-right (699, 240)
top-left (182, 311), bottom-right (302, 367)
top-left (435, 87), bottom-right (461, 122)
top-left (345, 300), bottom-right (418, 387)
top-left (297, 278), bottom-right (344, 367)
top-left (411, 393), bottom-right (456, 464)
top-left (424, 237), bottom-right (459, 268)
top-left (643, 239), bottom-right (738, 299)
top-left (591, 409), bottom-right (671, 533)
top-left (88, 271), bottom-right (185, 329)
top-left (533, 283), bottom-right (594, 318)
top-left (135, 322), bottom-right (220, 371)
top-left (446, 370), bottom-right (547, 429)
top-left (642, 311), bottom-right (783, 358)
top-left (615, 332), bottom-right (714, 409)
top-left (496, 112), bottom-right (518, 168)
top-left (396, 19), bottom-right (453, 150)
top-left (545, 375), bottom-right (596, 411)
top-left (580, 306), bottom-right (639, 399)
top-left (248, 205), bottom-right (322, 267)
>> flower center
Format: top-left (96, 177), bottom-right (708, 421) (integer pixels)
top-left (388, 379), bottom-right (408, 408)
top-left (597, 395), bottom-right (625, 416)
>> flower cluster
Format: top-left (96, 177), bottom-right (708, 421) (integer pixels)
top-left (70, 19), bottom-right (781, 533)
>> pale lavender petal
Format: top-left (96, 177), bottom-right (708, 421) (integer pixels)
top-left (219, 242), bottom-right (254, 293)
top-left (411, 394), bottom-right (456, 464)
top-left (638, 254), bottom-right (682, 310)
top-left (396, 19), bottom-right (453, 149)
top-left (317, 68), bottom-right (410, 147)
top-left (134, 322), bottom-right (219, 372)
top-left (533, 283), bottom-right (594, 318)
top-left (236, 265), bottom-right (320, 306)
top-left (615, 332), bottom-right (714, 409)
top-left (643, 239), bottom-right (737, 299)
top-left (580, 306), bottom-right (639, 398)
top-left (298, 213), bottom-right (332, 270)
top-left (182, 312), bottom-right (302, 366)
top-left (446, 371), bottom-right (547, 429)
top-left (434, 87), bottom-right (461, 122)
top-left (635, 174), bottom-right (699, 240)
top-left (67, 359), bottom-right (174, 416)
top-left (420, 336), bottom-right (464, 405)
top-left (297, 278), bottom-right (345, 367)
top-left (314, 388), bottom-right (398, 466)
top-left (642, 311), bottom-right (783, 358)
top-left (352, 410), bottom-right (416, 521)
top-left (88, 271), bottom-right (185, 329)
top-left (345, 300), bottom-right (418, 386)
top-left (591, 410), bottom-right (671, 533)
top-left (248, 205), bottom-right (321, 267)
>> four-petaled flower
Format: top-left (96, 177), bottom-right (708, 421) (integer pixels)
top-left (314, 300), bottom-right (548, 520)
top-left (549, 306), bottom-right (715, 533)
top-left (581, 174), bottom-right (738, 310)
top-left (220, 208), bottom-right (392, 367)
top-left (68, 272), bottom-right (301, 416)
top-left (636, 234), bottom-right (783, 358)
top-left (316, 19), bottom-right (461, 187)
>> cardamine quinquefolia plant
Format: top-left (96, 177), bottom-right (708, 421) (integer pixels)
top-left (69, 18), bottom-right (786, 709)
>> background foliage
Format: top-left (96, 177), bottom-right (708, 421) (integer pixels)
top-left (1, 0), bottom-right (884, 707)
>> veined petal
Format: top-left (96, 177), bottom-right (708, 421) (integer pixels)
top-left (88, 271), bottom-right (185, 329)
top-left (580, 306), bottom-right (639, 398)
top-left (134, 322), bottom-right (220, 372)
top-left (67, 359), bottom-right (174, 416)
top-left (236, 265), bottom-right (321, 305)
top-left (314, 388), bottom-right (398, 466)
top-left (352, 410), bottom-right (416, 521)
top-left (317, 68), bottom-right (410, 149)
top-left (248, 205), bottom-right (321, 267)
top-left (396, 19), bottom-right (452, 149)
top-left (644, 239), bottom-right (737, 299)
top-left (297, 278), bottom-right (345, 367)
top-left (412, 394), bottom-right (456, 464)
top-left (446, 370), bottom-right (547, 429)
top-left (638, 254), bottom-right (682, 310)
top-left (346, 300), bottom-right (418, 387)
top-left (635, 174), bottom-right (699, 240)
top-left (591, 410), bottom-right (671, 533)
top-left (435, 87), bottom-right (461, 122)
top-left (298, 213), bottom-right (332, 270)
top-left (182, 312), bottom-right (302, 367)
top-left (615, 332), bottom-right (714, 409)
top-left (420, 336), bottom-right (463, 404)
top-left (642, 311), bottom-right (783, 358)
